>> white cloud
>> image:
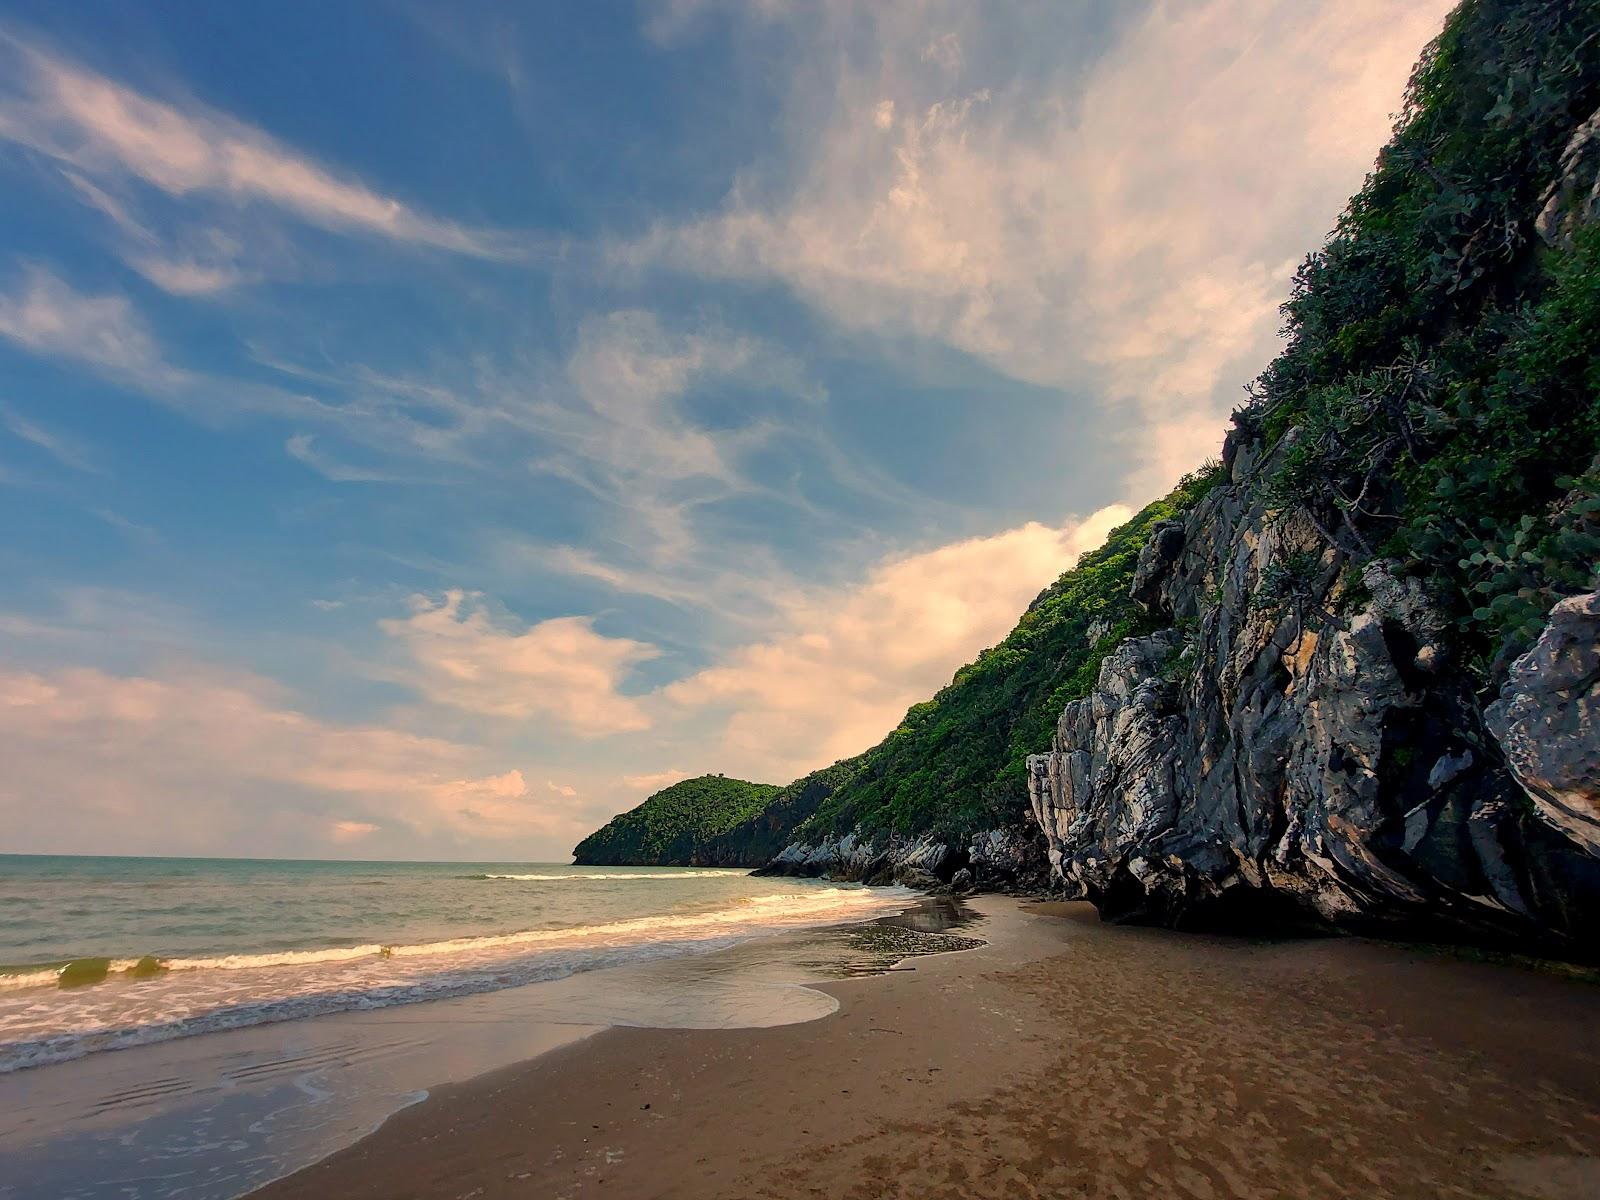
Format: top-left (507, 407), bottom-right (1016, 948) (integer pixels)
top-left (644, 0), bottom-right (794, 42)
top-left (250, 309), bottom-right (831, 573)
top-left (0, 265), bottom-right (174, 381)
top-left (624, 0), bottom-right (1455, 495)
top-left (0, 664), bottom-right (588, 856)
top-left (0, 265), bottom-right (351, 435)
top-left (0, 34), bottom-right (519, 258)
top-left (557, 312), bottom-right (741, 487)
top-left (63, 167), bottom-right (280, 296)
top-left (527, 310), bottom-right (813, 561)
top-left (90, 506), bottom-right (160, 545)
top-left (666, 504), bottom-right (1131, 780)
top-left (130, 255), bottom-right (247, 296)
top-left (1, 404), bottom-right (102, 473)
top-left (380, 589), bottom-right (660, 736)
top-left (285, 432), bottom-right (394, 483)
top-left (920, 33), bottom-right (963, 75)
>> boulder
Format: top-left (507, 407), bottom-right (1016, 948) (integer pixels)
top-left (1486, 592), bottom-right (1600, 856)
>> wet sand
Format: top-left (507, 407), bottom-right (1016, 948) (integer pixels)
top-left (254, 896), bottom-right (1600, 1200)
top-left (0, 898), bottom-right (971, 1200)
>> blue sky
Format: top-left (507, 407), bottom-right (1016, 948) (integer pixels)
top-left (0, 0), bottom-right (1453, 860)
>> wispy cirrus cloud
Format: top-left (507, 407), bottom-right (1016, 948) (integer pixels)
top-left (0, 32), bottom-right (526, 261)
top-left (61, 166), bottom-right (275, 296)
top-left (0, 264), bottom-right (351, 435)
top-left (535, 309), bottom-right (821, 562)
top-left (1, 403), bottom-right (102, 474)
top-left (625, 0), bottom-right (1454, 494)
top-left (0, 255), bottom-right (854, 592)
top-left (284, 433), bottom-right (396, 483)
top-left (0, 264), bottom-right (176, 382)
top-left (129, 254), bottom-right (249, 297)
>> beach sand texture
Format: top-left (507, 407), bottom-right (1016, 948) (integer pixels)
top-left (254, 897), bottom-right (1600, 1200)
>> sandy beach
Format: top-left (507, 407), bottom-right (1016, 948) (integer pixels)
top-left (251, 897), bottom-right (1600, 1200)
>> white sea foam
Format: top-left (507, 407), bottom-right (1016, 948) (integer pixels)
top-left (475, 870), bottom-right (733, 881)
top-left (0, 882), bottom-right (915, 1073)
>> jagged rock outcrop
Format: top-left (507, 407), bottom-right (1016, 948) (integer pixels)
top-left (1027, 436), bottom-right (1600, 954)
top-left (1538, 107), bottom-right (1600, 250)
top-left (757, 824), bottom-right (1053, 894)
top-left (1486, 592), bottom-right (1600, 856)
top-left (966, 826), bottom-right (1050, 890)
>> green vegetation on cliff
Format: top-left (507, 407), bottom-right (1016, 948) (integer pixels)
top-left (572, 775), bottom-right (778, 865)
top-left (575, 471), bottom-right (1222, 864)
top-left (1243, 0), bottom-right (1600, 677)
top-left (789, 467), bottom-right (1224, 841)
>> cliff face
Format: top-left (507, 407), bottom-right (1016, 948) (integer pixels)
top-left (1026, 437), bottom-right (1600, 951)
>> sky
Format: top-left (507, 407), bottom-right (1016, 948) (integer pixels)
top-left (0, 0), bottom-right (1456, 861)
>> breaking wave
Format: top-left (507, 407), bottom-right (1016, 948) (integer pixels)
top-left (0, 883), bottom-right (915, 1073)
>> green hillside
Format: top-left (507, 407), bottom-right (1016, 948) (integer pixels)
top-left (787, 469), bottom-right (1223, 841)
top-left (572, 775), bottom-right (780, 865)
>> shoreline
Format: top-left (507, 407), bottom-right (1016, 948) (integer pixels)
top-left (0, 889), bottom-right (958, 1200)
top-left (0, 868), bottom-right (917, 1077)
top-left (251, 896), bottom-right (1600, 1200)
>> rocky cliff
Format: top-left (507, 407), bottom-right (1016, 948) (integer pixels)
top-left (1027, 0), bottom-right (1600, 957)
top-left (574, 0), bottom-right (1600, 957)
top-left (1026, 442), bottom-right (1599, 951)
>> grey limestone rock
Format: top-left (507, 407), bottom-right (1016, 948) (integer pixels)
top-left (1026, 444), bottom-right (1600, 954)
top-left (1486, 592), bottom-right (1600, 856)
top-left (1538, 105), bottom-right (1600, 250)
top-left (759, 824), bottom-right (1050, 894)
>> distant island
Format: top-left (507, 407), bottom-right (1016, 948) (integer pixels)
top-left (573, 775), bottom-right (780, 866)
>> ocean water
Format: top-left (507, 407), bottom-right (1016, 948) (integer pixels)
top-left (0, 855), bottom-right (915, 1074)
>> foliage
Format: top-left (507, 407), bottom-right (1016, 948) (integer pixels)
top-left (572, 775), bottom-right (779, 865)
top-left (1239, 0), bottom-right (1600, 677)
top-left (782, 462), bottom-right (1227, 841)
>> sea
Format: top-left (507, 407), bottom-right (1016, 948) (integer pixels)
top-left (0, 855), bottom-right (931, 1199)
top-left (0, 854), bottom-right (916, 1074)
